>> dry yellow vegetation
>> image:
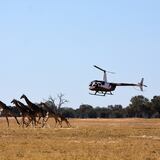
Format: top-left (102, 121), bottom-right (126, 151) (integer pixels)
top-left (0, 118), bottom-right (160, 160)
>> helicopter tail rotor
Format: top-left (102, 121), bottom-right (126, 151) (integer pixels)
top-left (138, 78), bottom-right (147, 91)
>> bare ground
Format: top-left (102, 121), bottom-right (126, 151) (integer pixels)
top-left (0, 118), bottom-right (160, 160)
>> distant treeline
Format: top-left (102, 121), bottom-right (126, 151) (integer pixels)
top-left (60, 95), bottom-right (160, 118)
top-left (1, 95), bottom-right (160, 119)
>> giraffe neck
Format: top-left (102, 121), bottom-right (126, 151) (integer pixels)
top-left (13, 101), bottom-right (20, 107)
top-left (23, 96), bottom-right (33, 106)
top-left (13, 101), bottom-right (24, 112)
top-left (17, 101), bottom-right (26, 107)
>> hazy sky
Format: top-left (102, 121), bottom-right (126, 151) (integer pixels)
top-left (0, 0), bottom-right (159, 108)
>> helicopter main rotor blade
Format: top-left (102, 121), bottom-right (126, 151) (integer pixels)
top-left (93, 65), bottom-right (115, 74)
top-left (94, 65), bottom-right (106, 72)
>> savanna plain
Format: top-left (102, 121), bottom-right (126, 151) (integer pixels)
top-left (0, 118), bottom-right (160, 160)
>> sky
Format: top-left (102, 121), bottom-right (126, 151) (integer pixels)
top-left (0, 0), bottom-right (159, 108)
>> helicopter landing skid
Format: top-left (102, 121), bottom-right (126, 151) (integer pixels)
top-left (89, 93), bottom-right (105, 96)
top-left (89, 92), bottom-right (113, 96)
top-left (106, 92), bottom-right (113, 95)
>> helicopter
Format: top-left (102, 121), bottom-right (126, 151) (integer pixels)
top-left (89, 65), bottom-right (147, 96)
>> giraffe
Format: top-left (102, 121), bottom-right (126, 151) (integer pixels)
top-left (15, 100), bottom-right (37, 127)
top-left (20, 94), bottom-right (46, 127)
top-left (0, 100), bottom-right (20, 127)
top-left (40, 102), bottom-right (61, 127)
top-left (58, 113), bottom-right (71, 128)
top-left (11, 99), bottom-right (34, 127)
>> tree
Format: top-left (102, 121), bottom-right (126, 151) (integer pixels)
top-left (94, 107), bottom-right (110, 118)
top-left (150, 96), bottom-right (160, 117)
top-left (78, 104), bottom-right (94, 118)
top-left (45, 93), bottom-right (69, 115)
top-left (108, 105), bottom-right (123, 118)
top-left (127, 95), bottom-right (149, 118)
top-left (60, 107), bottom-right (76, 118)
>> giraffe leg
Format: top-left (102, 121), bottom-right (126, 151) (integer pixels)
top-left (14, 117), bottom-right (20, 126)
top-left (22, 116), bottom-right (25, 128)
top-left (31, 117), bottom-right (37, 127)
top-left (6, 116), bottom-right (9, 127)
top-left (42, 115), bottom-right (49, 128)
top-left (54, 118), bottom-right (61, 128)
top-left (66, 120), bottom-right (71, 127)
top-left (54, 118), bottom-right (58, 128)
top-left (59, 119), bottom-right (63, 128)
top-left (25, 117), bottom-right (33, 127)
top-left (36, 116), bottom-right (42, 126)
top-left (55, 118), bottom-right (62, 128)
top-left (41, 117), bottom-right (46, 128)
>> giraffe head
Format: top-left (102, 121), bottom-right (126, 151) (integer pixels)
top-left (11, 99), bottom-right (17, 104)
top-left (39, 102), bottom-right (45, 106)
top-left (20, 94), bottom-right (26, 99)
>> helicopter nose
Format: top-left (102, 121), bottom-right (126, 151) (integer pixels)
top-left (89, 85), bottom-right (95, 91)
top-left (89, 81), bottom-right (93, 86)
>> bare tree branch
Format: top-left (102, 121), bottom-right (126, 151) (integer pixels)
top-left (57, 93), bottom-right (69, 110)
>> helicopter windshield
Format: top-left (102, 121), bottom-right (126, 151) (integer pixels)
top-left (89, 81), bottom-right (103, 87)
top-left (89, 81), bottom-right (94, 86)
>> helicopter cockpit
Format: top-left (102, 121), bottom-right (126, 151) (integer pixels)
top-left (89, 80), bottom-right (104, 88)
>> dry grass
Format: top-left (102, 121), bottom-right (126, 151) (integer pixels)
top-left (0, 118), bottom-right (160, 160)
